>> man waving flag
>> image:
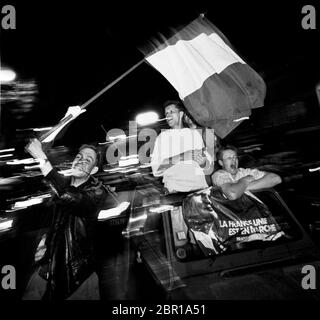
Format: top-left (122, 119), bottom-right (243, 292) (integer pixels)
top-left (140, 15), bottom-right (266, 138)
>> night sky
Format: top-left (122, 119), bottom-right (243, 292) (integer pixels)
top-left (1, 0), bottom-right (320, 146)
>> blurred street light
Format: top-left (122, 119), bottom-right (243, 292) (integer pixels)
top-left (233, 116), bottom-right (250, 123)
top-left (135, 111), bottom-right (160, 126)
top-left (0, 68), bottom-right (16, 83)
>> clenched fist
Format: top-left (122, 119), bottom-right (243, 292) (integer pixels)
top-left (25, 138), bottom-right (47, 160)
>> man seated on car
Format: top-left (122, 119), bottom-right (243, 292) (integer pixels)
top-left (212, 145), bottom-right (282, 200)
top-left (150, 100), bottom-right (213, 193)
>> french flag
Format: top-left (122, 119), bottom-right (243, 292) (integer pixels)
top-left (141, 15), bottom-right (266, 138)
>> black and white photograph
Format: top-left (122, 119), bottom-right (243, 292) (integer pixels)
top-left (1, 0), bottom-right (320, 307)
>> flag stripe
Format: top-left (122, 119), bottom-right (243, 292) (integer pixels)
top-left (146, 32), bottom-right (246, 99)
top-left (141, 16), bottom-right (266, 138)
top-left (183, 63), bottom-right (266, 138)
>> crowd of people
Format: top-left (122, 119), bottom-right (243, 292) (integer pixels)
top-left (22, 100), bottom-right (282, 300)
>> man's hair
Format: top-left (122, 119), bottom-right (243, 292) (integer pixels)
top-left (163, 100), bottom-right (184, 112)
top-left (216, 145), bottom-right (238, 162)
top-left (78, 144), bottom-right (102, 171)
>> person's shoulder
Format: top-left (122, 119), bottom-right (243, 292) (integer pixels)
top-left (213, 169), bottom-right (228, 175)
top-left (238, 167), bottom-right (262, 174)
top-left (156, 128), bottom-right (171, 139)
top-left (181, 127), bottom-right (200, 134)
top-left (238, 167), bottom-right (264, 180)
top-left (212, 169), bottom-right (230, 180)
top-left (86, 177), bottom-right (107, 197)
top-left (212, 169), bottom-right (231, 186)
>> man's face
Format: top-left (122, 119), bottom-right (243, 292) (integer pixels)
top-left (165, 104), bottom-right (182, 129)
top-left (219, 149), bottom-right (238, 175)
top-left (71, 147), bottom-right (98, 178)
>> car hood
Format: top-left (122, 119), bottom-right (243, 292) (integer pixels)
top-left (170, 261), bottom-right (320, 300)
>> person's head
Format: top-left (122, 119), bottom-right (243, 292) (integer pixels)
top-left (163, 100), bottom-right (184, 129)
top-left (71, 144), bottom-right (101, 179)
top-left (217, 145), bottom-right (239, 175)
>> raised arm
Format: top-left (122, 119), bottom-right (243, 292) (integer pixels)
top-left (41, 106), bottom-right (86, 143)
top-left (25, 138), bottom-right (54, 177)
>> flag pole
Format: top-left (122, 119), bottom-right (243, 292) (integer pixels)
top-left (38, 58), bottom-right (146, 142)
top-left (80, 58), bottom-right (146, 109)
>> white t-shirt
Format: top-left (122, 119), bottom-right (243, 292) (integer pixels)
top-left (151, 128), bottom-right (211, 193)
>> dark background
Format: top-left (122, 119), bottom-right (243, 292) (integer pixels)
top-left (1, 0), bottom-right (319, 146)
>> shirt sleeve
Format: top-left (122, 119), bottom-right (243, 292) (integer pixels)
top-left (242, 168), bottom-right (265, 180)
top-left (212, 170), bottom-right (233, 187)
top-left (45, 168), bottom-right (71, 196)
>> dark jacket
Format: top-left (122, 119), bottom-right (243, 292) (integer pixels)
top-left (38, 168), bottom-right (107, 300)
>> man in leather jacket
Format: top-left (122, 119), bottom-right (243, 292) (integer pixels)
top-left (23, 139), bottom-right (107, 300)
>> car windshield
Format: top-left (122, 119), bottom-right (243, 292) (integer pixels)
top-left (130, 187), bottom-right (303, 261)
top-left (182, 188), bottom-right (303, 257)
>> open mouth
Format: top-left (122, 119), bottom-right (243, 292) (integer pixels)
top-left (72, 166), bottom-right (87, 174)
top-left (73, 163), bottom-right (85, 169)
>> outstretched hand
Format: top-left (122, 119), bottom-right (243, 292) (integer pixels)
top-left (42, 106), bottom-right (86, 143)
top-left (63, 105), bottom-right (86, 119)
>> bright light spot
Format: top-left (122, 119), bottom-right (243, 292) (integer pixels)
top-left (103, 167), bottom-right (123, 173)
top-left (139, 163), bottom-right (151, 168)
top-left (127, 134), bottom-right (138, 139)
top-left (58, 169), bottom-right (74, 176)
top-left (0, 154), bottom-right (14, 158)
top-left (109, 134), bottom-right (126, 141)
top-left (243, 147), bottom-right (261, 153)
top-left (233, 117), bottom-right (249, 123)
top-left (7, 158), bottom-right (38, 165)
top-left (119, 155), bottom-right (139, 167)
top-left (149, 205), bottom-right (174, 213)
top-left (309, 167), bottom-right (320, 172)
top-left (0, 219), bottom-right (13, 231)
top-left (0, 69), bottom-right (16, 83)
top-left (0, 176), bottom-right (21, 185)
top-left (120, 154), bottom-right (138, 160)
top-left (12, 194), bottom-right (51, 209)
top-left (119, 158), bottom-right (139, 167)
top-left (33, 127), bottom-right (53, 132)
top-left (125, 212), bottom-right (147, 224)
top-left (120, 168), bottom-right (138, 174)
top-left (0, 148), bottom-right (15, 153)
top-left (98, 201), bottom-right (130, 220)
top-left (136, 111), bottom-right (159, 126)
